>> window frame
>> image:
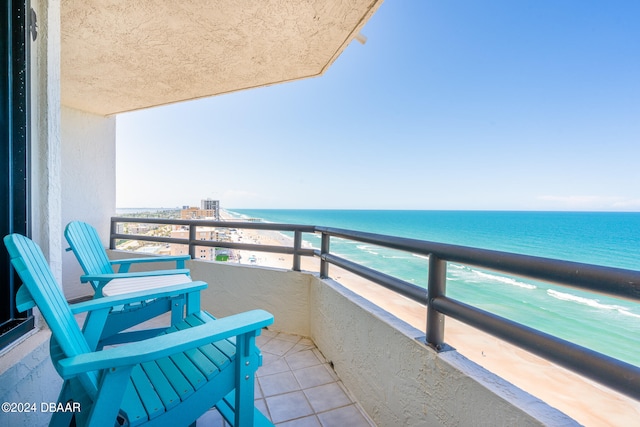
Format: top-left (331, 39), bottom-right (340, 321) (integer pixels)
top-left (0, 0), bottom-right (33, 351)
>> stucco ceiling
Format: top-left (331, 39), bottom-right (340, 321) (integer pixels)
top-left (61, 0), bottom-right (383, 116)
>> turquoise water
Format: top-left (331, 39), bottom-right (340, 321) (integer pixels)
top-left (230, 209), bottom-right (640, 366)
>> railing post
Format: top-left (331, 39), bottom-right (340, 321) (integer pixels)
top-left (293, 230), bottom-right (302, 271)
top-left (109, 219), bottom-right (117, 249)
top-left (320, 233), bottom-right (330, 279)
top-left (188, 224), bottom-right (197, 259)
top-left (426, 255), bottom-right (447, 350)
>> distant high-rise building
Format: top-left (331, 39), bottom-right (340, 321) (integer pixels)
top-left (201, 199), bottom-right (220, 220)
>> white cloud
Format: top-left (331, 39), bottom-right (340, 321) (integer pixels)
top-left (536, 195), bottom-right (640, 211)
top-left (611, 199), bottom-right (640, 209)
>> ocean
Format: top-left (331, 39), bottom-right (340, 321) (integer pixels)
top-left (229, 209), bottom-right (640, 367)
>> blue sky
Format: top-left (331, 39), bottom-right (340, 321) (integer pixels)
top-left (116, 1), bottom-right (640, 211)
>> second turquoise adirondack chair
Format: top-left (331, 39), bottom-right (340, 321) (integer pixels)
top-left (5, 233), bottom-right (274, 427)
top-left (65, 220), bottom-right (192, 297)
top-left (66, 221), bottom-right (205, 346)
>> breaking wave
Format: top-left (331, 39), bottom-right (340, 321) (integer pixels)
top-left (547, 290), bottom-right (640, 319)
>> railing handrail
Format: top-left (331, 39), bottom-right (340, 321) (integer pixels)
top-left (110, 216), bottom-right (315, 267)
top-left (110, 216), bottom-right (316, 231)
top-left (110, 217), bottom-right (640, 400)
top-left (314, 226), bottom-right (640, 301)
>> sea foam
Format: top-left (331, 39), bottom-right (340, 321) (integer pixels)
top-left (473, 270), bottom-right (538, 289)
top-left (547, 289), bottom-right (640, 318)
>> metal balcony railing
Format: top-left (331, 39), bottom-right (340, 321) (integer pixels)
top-left (110, 216), bottom-right (640, 400)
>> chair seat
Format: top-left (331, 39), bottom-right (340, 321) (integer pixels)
top-left (103, 274), bottom-right (192, 296)
top-left (119, 311), bottom-right (241, 426)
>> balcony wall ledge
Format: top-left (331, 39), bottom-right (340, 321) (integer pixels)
top-left (190, 259), bottom-right (313, 338)
top-left (0, 327), bottom-right (61, 427)
top-left (106, 249), bottom-right (314, 337)
top-left (310, 277), bottom-right (579, 426)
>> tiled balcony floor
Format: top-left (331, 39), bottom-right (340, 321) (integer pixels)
top-left (74, 311), bottom-right (374, 426)
top-left (197, 329), bottom-right (375, 426)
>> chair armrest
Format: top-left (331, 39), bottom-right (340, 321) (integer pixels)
top-left (110, 255), bottom-right (191, 272)
top-left (110, 254), bottom-right (190, 265)
top-left (80, 269), bottom-right (191, 284)
top-left (58, 309), bottom-right (274, 377)
top-left (69, 281), bottom-right (207, 314)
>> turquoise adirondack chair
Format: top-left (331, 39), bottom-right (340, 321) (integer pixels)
top-left (5, 233), bottom-right (274, 427)
top-left (65, 221), bottom-right (205, 346)
top-left (65, 221), bottom-right (192, 297)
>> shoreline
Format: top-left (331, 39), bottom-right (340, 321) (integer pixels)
top-left (220, 211), bottom-right (640, 426)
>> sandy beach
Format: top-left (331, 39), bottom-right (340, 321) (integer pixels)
top-left (220, 213), bottom-right (640, 426)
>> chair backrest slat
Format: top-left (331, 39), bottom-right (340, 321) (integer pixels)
top-left (65, 221), bottom-right (114, 276)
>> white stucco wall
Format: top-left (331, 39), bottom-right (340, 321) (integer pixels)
top-left (309, 278), bottom-right (579, 427)
top-left (0, 331), bottom-right (61, 427)
top-left (30, 0), bottom-right (62, 284)
top-left (61, 106), bottom-right (116, 300)
top-left (107, 251), bottom-right (313, 337)
top-left (190, 260), bottom-right (312, 337)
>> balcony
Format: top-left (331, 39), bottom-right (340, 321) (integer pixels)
top-left (104, 217), bottom-right (640, 426)
top-left (96, 256), bottom-right (556, 426)
top-left (6, 1), bottom-right (638, 426)
top-left (2, 215), bottom-right (638, 425)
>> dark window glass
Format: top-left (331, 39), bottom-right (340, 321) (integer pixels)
top-left (1, 0), bottom-right (33, 351)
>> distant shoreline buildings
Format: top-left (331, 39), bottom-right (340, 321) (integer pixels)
top-left (117, 199), bottom-right (233, 262)
top-left (180, 198), bottom-right (220, 221)
top-left (173, 199), bottom-right (227, 261)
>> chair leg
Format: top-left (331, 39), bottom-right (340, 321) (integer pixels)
top-left (50, 409), bottom-right (74, 427)
top-left (58, 379), bottom-right (95, 427)
top-left (234, 333), bottom-right (257, 427)
top-left (49, 383), bottom-right (75, 427)
top-left (85, 367), bottom-right (132, 427)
